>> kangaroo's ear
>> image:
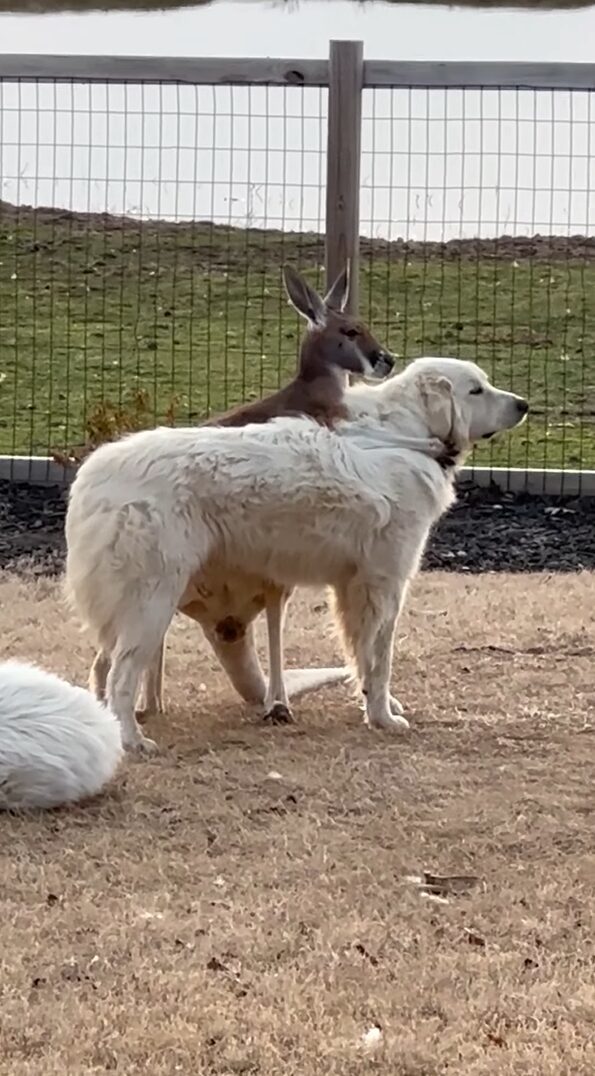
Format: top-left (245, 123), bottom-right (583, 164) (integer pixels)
top-left (323, 262), bottom-right (350, 313)
top-left (417, 373), bottom-right (470, 450)
top-left (283, 266), bottom-right (326, 327)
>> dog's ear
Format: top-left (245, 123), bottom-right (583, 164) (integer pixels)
top-left (418, 374), bottom-right (470, 450)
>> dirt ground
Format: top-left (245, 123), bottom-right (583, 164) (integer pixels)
top-left (0, 570), bottom-right (594, 1075)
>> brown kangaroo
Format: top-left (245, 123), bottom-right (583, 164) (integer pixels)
top-left (90, 264), bottom-right (394, 725)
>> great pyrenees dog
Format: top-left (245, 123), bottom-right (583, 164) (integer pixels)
top-left (65, 357), bottom-right (528, 753)
top-left (0, 661), bottom-right (123, 809)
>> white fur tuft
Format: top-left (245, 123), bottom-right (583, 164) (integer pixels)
top-left (0, 661), bottom-right (123, 809)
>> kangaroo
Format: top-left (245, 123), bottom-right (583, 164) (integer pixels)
top-left (89, 264), bottom-right (394, 729)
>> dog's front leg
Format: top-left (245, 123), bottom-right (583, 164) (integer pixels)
top-left (362, 612), bottom-right (409, 731)
top-left (333, 579), bottom-right (409, 732)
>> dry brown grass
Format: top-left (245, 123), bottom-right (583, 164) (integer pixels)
top-left (1, 570), bottom-right (594, 1075)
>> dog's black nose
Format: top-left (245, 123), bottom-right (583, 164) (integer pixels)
top-left (516, 398), bottom-right (529, 415)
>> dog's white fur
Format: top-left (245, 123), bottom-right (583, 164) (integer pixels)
top-left (0, 661), bottom-right (123, 809)
top-left (65, 357), bottom-right (527, 753)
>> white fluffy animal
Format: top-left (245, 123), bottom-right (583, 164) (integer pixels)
top-left (0, 661), bottom-right (123, 809)
top-left (65, 357), bottom-right (528, 753)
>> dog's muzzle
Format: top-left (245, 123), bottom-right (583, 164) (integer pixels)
top-left (369, 350), bottom-right (395, 379)
top-left (481, 397), bottom-right (530, 439)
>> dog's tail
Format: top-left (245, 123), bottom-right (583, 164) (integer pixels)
top-left (0, 661), bottom-right (123, 810)
top-left (64, 488), bottom-right (169, 652)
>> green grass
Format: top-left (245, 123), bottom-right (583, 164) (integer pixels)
top-left (1, 202), bottom-right (594, 469)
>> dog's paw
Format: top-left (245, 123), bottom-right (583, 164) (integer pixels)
top-left (263, 702), bottom-right (295, 725)
top-left (365, 708), bottom-right (410, 732)
top-left (389, 694), bottom-right (405, 716)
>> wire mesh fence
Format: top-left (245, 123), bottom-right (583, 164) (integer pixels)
top-left (0, 78), bottom-right (328, 461)
top-left (0, 59), bottom-right (594, 483)
top-left (361, 85), bottom-right (595, 476)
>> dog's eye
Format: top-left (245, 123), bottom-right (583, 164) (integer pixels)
top-left (341, 328), bottom-right (359, 339)
top-left (469, 386), bottom-right (484, 395)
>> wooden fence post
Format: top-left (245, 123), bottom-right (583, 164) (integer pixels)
top-left (325, 39), bottom-right (364, 315)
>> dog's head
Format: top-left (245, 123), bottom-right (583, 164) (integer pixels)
top-left (392, 357), bottom-right (528, 456)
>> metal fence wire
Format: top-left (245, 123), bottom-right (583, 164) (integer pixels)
top-left (361, 85), bottom-right (595, 476)
top-left (0, 79), bottom-right (328, 462)
top-left (0, 60), bottom-right (594, 482)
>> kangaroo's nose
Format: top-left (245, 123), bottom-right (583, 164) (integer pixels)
top-left (371, 350), bottom-right (395, 372)
top-left (516, 398), bottom-right (529, 415)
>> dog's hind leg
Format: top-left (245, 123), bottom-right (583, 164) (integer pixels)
top-left (107, 583), bottom-right (181, 754)
top-left (136, 639), bottom-right (165, 719)
top-left (90, 649), bottom-right (110, 701)
top-left (108, 649), bottom-right (156, 754)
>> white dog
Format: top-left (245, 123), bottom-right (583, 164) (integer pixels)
top-left (65, 357), bottom-right (528, 753)
top-left (0, 661), bottom-right (123, 809)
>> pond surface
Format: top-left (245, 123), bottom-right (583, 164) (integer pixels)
top-left (2, 0), bottom-right (595, 61)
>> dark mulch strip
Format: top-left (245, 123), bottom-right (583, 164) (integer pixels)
top-left (0, 480), bottom-right (68, 577)
top-left (425, 482), bottom-right (595, 573)
top-left (1, 479), bottom-right (595, 577)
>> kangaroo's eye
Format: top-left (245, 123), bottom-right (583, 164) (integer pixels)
top-left (469, 386), bottom-right (484, 396)
top-left (341, 328), bottom-right (359, 339)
